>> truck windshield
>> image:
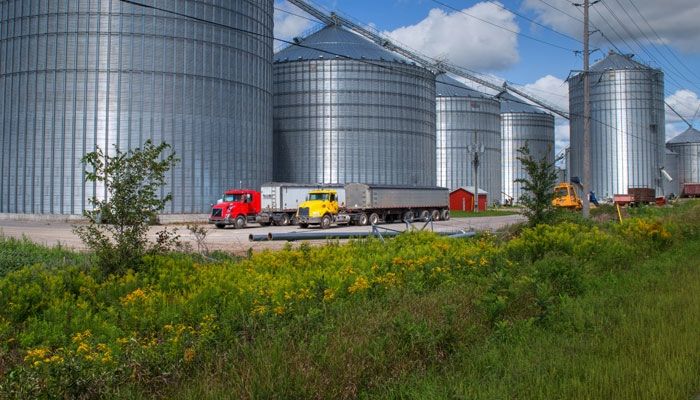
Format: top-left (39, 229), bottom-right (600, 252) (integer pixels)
top-left (554, 188), bottom-right (569, 198)
top-left (308, 193), bottom-right (329, 201)
top-left (223, 194), bottom-right (243, 202)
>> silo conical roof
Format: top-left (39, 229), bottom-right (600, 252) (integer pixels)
top-left (274, 25), bottom-right (410, 63)
top-left (498, 92), bottom-right (550, 114)
top-left (436, 74), bottom-right (491, 99)
top-left (667, 127), bottom-right (700, 144)
top-left (590, 51), bottom-right (655, 72)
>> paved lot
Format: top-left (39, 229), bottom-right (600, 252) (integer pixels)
top-left (0, 214), bottom-right (526, 255)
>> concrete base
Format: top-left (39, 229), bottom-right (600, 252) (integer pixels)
top-left (0, 213), bottom-right (209, 224)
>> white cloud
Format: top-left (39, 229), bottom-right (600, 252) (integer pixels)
top-left (665, 89), bottom-right (700, 124)
top-left (522, 0), bottom-right (700, 53)
top-left (274, 1), bottom-right (316, 48)
top-left (665, 123), bottom-right (687, 142)
top-left (522, 75), bottom-right (570, 155)
top-left (383, 3), bottom-right (520, 71)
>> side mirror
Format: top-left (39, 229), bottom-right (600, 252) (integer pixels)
top-left (216, 198), bottom-right (223, 204)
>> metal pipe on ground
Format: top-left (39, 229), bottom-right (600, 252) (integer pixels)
top-left (248, 230), bottom-right (475, 242)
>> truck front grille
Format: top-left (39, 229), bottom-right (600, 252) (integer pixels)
top-left (298, 207), bottom-right (309, 217)
top-left (211, 208), bottom-right (222, 217)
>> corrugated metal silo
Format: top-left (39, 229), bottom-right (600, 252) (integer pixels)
top-left (667, 127), bottom-right (700, 187)
top-left (436, 74), bottom-right (501, 199)
top-left (569, 51), bottom-right (665, 198)
top-left (500, 93), bottom-right (555, 203)
top-left (0, 0), bottom-right (273, 214)
top-left (663, 148), bottom-right (680, 196)
top-left (273, 25), bottom-right (436, 186)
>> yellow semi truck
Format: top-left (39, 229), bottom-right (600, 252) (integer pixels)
top-left (296, 183), bottom-right (450, 229)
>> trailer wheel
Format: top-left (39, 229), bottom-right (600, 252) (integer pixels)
top-left (215, 223), bottom-right (226, 229)
top-left (431, 210), bottom-right (440, 221)
top-left (320, 214), bottom-right (332, 229)
top-left (419, 210), bottom-right (430, 222)
top-left (369, 213), bottom-right (379, 225)
top-left (402, 211), bottom-right (414, 222)
top-left (358, 213), bottom-right (369, 226)
top-left (440, 210), bottom-right (450, 221)
top-left (259, 221), bottom-right (272, 227)
top-left (234, 216), bottom-right (246, 229)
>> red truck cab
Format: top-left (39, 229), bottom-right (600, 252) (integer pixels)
top-left (209, 189), bottom-right (261, 229)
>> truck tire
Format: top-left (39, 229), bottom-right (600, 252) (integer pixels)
top-left (358, 213), bottom-right (369, 226)
top-left (419, 210), bottom-right (430, 222)
top-left (234, 216), bottom-right (246, 229)
top-left (369, 213), bottom-right (379, 225)
top-left (441, 210), bottom-right (450, 221)
top-left (276, 213), bottom-right (291, 226)
top-left (215, 223), bottom-right (226, 229)
top-left (320, 215), bottom-right (332, 229)
top-left (299, 223), bottom-right (309, 229)
top-left (431, 210), bottom-right (440, 221)
top-left (402, 211), bottom-right (414, 222)
top-left (259, 221), bottom-right (272, 227)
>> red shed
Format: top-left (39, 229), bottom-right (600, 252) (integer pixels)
top-left (449, 187), bottom-right (488, 212)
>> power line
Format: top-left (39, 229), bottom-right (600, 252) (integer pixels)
top-left (274, 6), bottom-right (322, 24)
top-left (426, 0), bottom-right (578, 53)
top-left (483, 0), bottom-right (582, 44)
top-left (624, 0), bottom-right (700, 83)
top-left (118, 0), bottom-right (671, 150)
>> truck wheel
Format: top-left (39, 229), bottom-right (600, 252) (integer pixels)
top-left (358, 213), bottom-right (369, 226)
top-left (276, 213), bottom-right (291, 226)
top-left (320, 215), bottom-right (332, 229)
top-left (234, 216), bottom-right (246, 229)
top-left (369, 213), bottom-right (379, 225)
top-left (259, 221), bottom-right (272, 227)
top-left (402, 211), bottom-right (414, 222)
top-left (419, 210), bottom-right (430, 222)
top-left (440, 210), bottom-right (450, 221)
top-left (299, 223), bottom-right (309, 229)
top-left (431, 210), bottom-right (440, 221)
top-left (215, 223), bottom-right (226, 229)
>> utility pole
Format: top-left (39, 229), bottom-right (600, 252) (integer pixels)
top-left (581, 0), bottom-right (592, 218)
top-left (471, 130), bottom-right (482, 213)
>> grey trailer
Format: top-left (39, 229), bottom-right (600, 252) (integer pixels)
top-left (340, 183), bottom-right (450, 225)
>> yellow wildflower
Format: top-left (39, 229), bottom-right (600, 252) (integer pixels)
top-left (121, 288), bottom-right (148, 305)
top-left (348, 276), bottom-right (370, 294)
top-left (252, 305), bottom-right (268, 316)
top-left (323, 288), bottom-right (335, 302)
top-left (72, 330), bottom-right (91, 343)
top-left (273, 305), bottom-right (285, 315)
top-left (184, 348), bottom-right (195, 363)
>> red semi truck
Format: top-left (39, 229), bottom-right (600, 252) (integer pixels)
top-left (209, 189), bottom-right (261, 229)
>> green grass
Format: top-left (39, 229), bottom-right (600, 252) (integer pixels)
top-left (0, 235), bottom-right (87, 277)
top-left (450, 209), bottom-right (521, 218)
top-left (2, 202), bottom-right (700, 399)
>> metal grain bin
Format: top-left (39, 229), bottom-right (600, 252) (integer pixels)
top-left (436, 74), bottom-right (501, 200)
top-left (273, 25), bottom-right (436, 186)
top-left (0, 0), bottom-right (273, 214)
top-left (667, 127), bottom-right (700, 187)
top-left (500, 93), bottom-right (555, 203)
top-left (569, 51), bottom-right (665, 198)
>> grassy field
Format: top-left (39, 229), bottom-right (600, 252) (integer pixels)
top-left (0, 203), bottom-right (699, 399)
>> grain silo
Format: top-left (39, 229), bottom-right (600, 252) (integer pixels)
top-left (0, 0), bottom-right (273, 214)
top-left (273, 25), bottom-right (436, 186)
top-left (667, 127), bottom-right (700, 189)
top-left (663, 148), bottom-right (680, 196)
top-left (569, 51), bottom-right (665, 198)
top-left (436, 74), bottom-right (501, 199)
top-left (500, 93), bottom-right (555, 203)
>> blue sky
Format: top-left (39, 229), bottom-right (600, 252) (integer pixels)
top-left (273, 0), bottom-right (700, 153)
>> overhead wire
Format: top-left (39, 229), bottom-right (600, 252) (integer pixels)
top-left (118, 0), bottom-right (671, 150)
top-left (426, 0), bottom-right (578, 53)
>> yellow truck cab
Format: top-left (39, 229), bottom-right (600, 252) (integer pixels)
top-left (552, 182), bottom-right (583, 210)
top-left (296, 189), bottom-right (340, 229)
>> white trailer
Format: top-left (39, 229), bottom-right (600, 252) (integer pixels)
top-left (256, 182), bottom-right (345, 226)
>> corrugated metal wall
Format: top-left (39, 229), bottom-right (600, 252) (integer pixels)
top-left (569, 66), bottom-right (665, 198)
top-left (273, 59), bottom-right (436, 186)
top-left (0, 0), bottom-right (273, 214)
top-left (501, 112), bottom-right (555, 203)
top-left (663, 148), bottom-right (680, 196)
top-left (436, 96), bottom-right (501, 198)
top-left (668, 142), bottom-right (700, 186)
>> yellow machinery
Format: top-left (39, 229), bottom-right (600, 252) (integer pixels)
top-left (296, 189), bottom-right (340, 229)
top-left (552, 182), bottom-right (583, 210)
